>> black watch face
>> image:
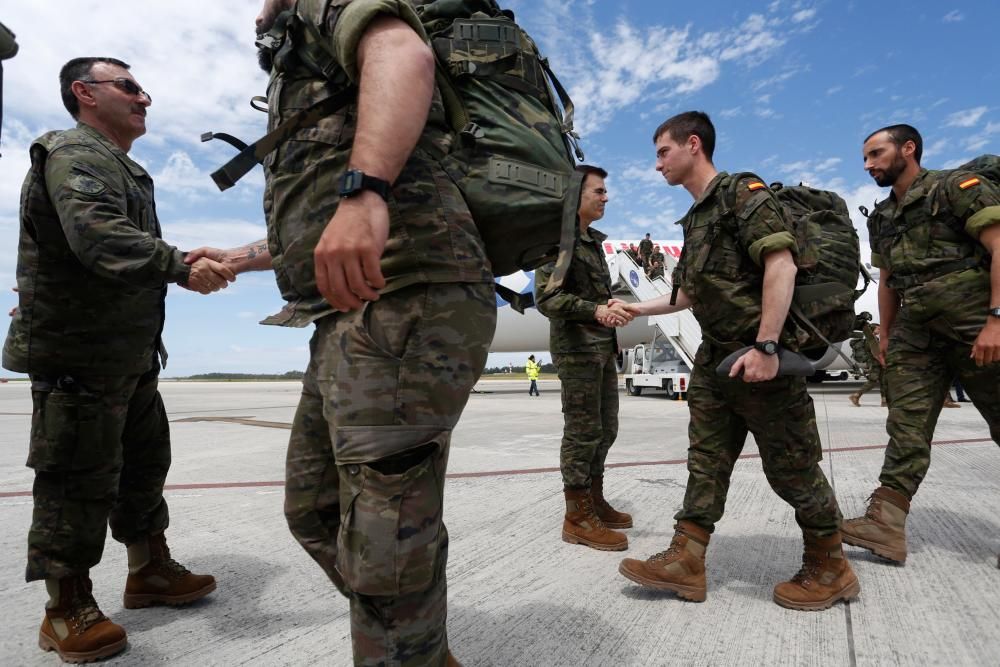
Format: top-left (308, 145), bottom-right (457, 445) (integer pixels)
top-left (339, 170), bottom-right (362, 196)
top-left (757, 341), bottom-right (778, 355)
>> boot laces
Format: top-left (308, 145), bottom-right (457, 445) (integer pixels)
top-left (791, 553), bottom-right (822, 585)
top-left (151, 541), bottom-right (191, 578)
top-left (649, 536), bottom-right (684, 563)
top-left (862, 493), bottom-right (881, 520)
top-left (68, 581), bottom-right (107, 633)
top-left (578, 494), bottom-right (607, 529)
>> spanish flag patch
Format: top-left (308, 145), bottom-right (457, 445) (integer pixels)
top-left (748, 181), bottom-right (766, 191)
top-left (959, 177), bottom-right (980, 190)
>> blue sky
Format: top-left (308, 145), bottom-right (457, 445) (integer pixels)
top-left (1, 1), bottom-right (998, 376)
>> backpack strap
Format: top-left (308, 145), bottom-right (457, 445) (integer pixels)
top-left (541, 169), bottom-right (585, 294)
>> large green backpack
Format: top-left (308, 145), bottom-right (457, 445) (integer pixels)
top-left (725, 176), bottom-right (867, 354)
top-left (957, 154), bottom-right (1000, 183)
top-left (204, 0), bottom-right (583, 311)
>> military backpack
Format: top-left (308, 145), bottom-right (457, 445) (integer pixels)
top-left (725, 176), bottom-right (867, 354)
top-left (204, 0), bottom-right (583, 312)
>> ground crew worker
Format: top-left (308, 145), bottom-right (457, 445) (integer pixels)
top-left (616, 111), bottom-right (858, 611)
top-left (535, 164), bottom-right (635, 552)
top-left (526, 354), bottom-right (541, 396)
top-left (2, 57), bottom-right (228, 663)
top-left (849, 322), bottom-right (887, 407)
top-left (842, 124), bottom-right (1000, 565)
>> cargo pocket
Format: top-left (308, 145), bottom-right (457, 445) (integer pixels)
top-left (335, 430), bottom-right (448, 597)
top-left (27, 385), bottom-right (103, 475)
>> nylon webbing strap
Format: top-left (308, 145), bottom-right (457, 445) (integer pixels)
top-left (789, 301), bottom-right (860, 374)
top-left (200, 132), bottom-right (249, 152)
top-left (488, 158), bottom-right (565, 197)
top-left (495, 283), bottom-right (533, 314)
top-left (209, 88), bottom-right (354, 191)
top-left (888, 257), bottom-right (983, 289)
top-left (543, 169), bottom-right (584, 294)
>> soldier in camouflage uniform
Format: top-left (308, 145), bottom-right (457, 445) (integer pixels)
top-left (842, 125), bottom-right (1000, 565)
top-left (2, 57), bottom-right (227, 663)
top-left (646, 259), bottom-right (665, 281)
top-left (534, 165), bottom-right (635, 553)
top-left (617, 111), bottom-right (858, 611)
top-left (639, 234), bottom-right (654, 269)
top-left (647, 244), bottom-right (666, 272)
top-left (848, 322), bottom-right (886, 406)
top-left (189, 2), bottom-right (496, 664)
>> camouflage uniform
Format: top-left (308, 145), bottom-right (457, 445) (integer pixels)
top-left (265, 2), bottom-right (495, 664)
top-left (2, 123), bottom-right (191, 581)
top-left (648, 249), bottom-right (665, 270)
top-left (639, 237), bottom-right (653, 268)
top-left (849, 325), bottom-right (884, 400)
top-left (671, 172), bottom-right (841, 536)
top-left (647, 262), bottom-right (665, 280)
top-left (867, 168), bottom-right (1000, 498)
top-left (534, 227), bottom-right (618, 489)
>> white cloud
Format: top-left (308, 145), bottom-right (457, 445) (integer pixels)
top-left (944, 106), bottom-right (988, 128)
top-left (922, 138), bottom-right (949, 158)
top-left (719, 107), bottom-right (743, 118)
top-left (840, 183), bottom-right (888, 239)
top-left (942, 10), bottom-right (964, 23)
top-left (826, 85), bottom-right (844, 96)
top-left (792, 9), bottom-right (818, 23)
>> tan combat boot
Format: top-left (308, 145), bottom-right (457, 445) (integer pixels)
top-left (848, 393), bottom-right (861, 407)
top-left (618, 521), bottom-right (709, 601)
top-left (942, 397), bottom-right (961, 408)
top-left (123, 533), bottom-right (216, 608)
top-left (773, 532), bottom-right (861, 611)
top-left (38, 575), bottom-right (127, 663)
top-left (562, 487), bottom-right (628, 551)
top-left (841, 486), bottom-right (910, 563)
top-left (591, 475), bottom-right (633, 529)
top-left (446, 651), bottom-right (462, 666)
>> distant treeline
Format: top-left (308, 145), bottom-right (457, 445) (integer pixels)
top-left (483, 363), bottom-right (556, 375)
top-left (181, 371), bottom-right (305, 381)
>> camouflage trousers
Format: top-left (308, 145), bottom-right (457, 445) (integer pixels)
top-left (675, 346), bottom-right (841, 536)
top-left (857, 365), bottom-right (885, 400)
top-left (26, 363), bottom-right (170, 581)
top-left (879, 298), bottom-right (1000, 498)
top-left (284, 282), bottom-right (495, 667)
top-left (553, 350), bottom-right (618, 488)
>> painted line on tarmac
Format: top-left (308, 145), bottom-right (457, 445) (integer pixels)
top-left (0, 436), bottom-right (992, 498)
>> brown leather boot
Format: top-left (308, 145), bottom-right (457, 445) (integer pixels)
top-left (773, 532), bottom-right (861, 611)
top-left (848, 393), bottom-right (860, 407)
top-left (942, 397), bottom-right (961, 408)
top-left (618, 521), bottom-right (709, 601)
top-left (562, 487), bottom-right (628, 551)
top-left (123, 533), bottom-right (216, 609)
top-left (38, 575), bottom-right (127, 663)
top-left (591, 475), bottom-right (633, 529)
top-left (841, 486), bottom-right (910, 563)
top-left (446, 651), bottom-right (462, 667)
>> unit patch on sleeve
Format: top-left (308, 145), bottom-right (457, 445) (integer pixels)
top-left (959, 177), bottom-right (981, 190)
top-left (747, 181), bottom-right (766, 191)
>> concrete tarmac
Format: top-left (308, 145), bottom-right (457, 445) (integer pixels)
top-left (1, 379), bottom-right (998, 666)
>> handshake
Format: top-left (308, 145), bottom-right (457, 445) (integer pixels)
top-left (179, 247), bottom-right (236, 295)
top-left (595, 298), bottom-right (638, 328)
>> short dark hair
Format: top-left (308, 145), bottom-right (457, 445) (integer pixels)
top-left (575, 164), bottom-right (608, 179)
top-left (865, 124), bottom-right (923, 164)
top-left (59, 57), bottom-right (130, 119)
top-left (653, 110), bottom-right (716, 161)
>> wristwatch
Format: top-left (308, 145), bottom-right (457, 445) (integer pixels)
top-left (989, 307), bottom-right (1000, 318)
top-left (338, 169), bottom-right (391, 201)
top-left (754, 340), bottom-right (779, 355)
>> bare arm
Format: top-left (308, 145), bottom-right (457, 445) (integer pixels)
top-left (877, 269), bottom-right (899, 366)
top-left (313, 16), bottom-right (435, 311)
top-left (621, 288), bottom-right (693, 317)
top-left (186, 238), bottom-right (272, 274)
top-left (972, 225), bottom-right (1000, 365)
top-left (729, 248), bottom-right (796, 382)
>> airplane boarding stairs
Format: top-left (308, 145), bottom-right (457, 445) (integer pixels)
top-left (612, 251), bottom-right (702, 371)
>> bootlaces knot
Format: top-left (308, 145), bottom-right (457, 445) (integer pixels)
top-left (862, 493), bottom-right (881, 520)
top-left (791, 553), bottom-right (822, 585)
top-left (158, 556), bottom-right (192, 579)
top-left (68, 583), bottom-right (107, 633)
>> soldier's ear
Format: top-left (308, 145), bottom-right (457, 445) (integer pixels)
top-left (901, 139), bottom-right (917, 160)
top-left (71, 80), bottom-right (98, 111)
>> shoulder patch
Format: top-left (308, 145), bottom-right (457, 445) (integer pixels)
top-left (959, 176), bottom-right (981, 190)
top-left (67, 172), bottom-right (108, 196)
top-left (747, 181), bottom-right (766, 191)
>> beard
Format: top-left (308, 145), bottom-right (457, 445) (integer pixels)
top-left (871, 152), bottom-right (907, 187)
top-left (257, 45), bottom-right (273, 73)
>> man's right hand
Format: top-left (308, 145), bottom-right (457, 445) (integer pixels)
top-left (186, 258), bottom-right (236, 294)
top-left (877, 335), bottom-right (888, 367)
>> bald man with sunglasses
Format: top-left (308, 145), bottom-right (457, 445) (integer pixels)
top-left (3, 57), bottom-right (231, 663)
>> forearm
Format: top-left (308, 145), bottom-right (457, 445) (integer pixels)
top-left (635, 289), bottom-right (691, 316)
top-left (220, 238), bottom-right (272, 273)
top-left (350, 17), bottom-right (434, 182)
top-left (757, 250), bottom-right (796, 341)
top-left (877, 274), bottom-right (899, 335)
top-left (535, 290), bottom-right (599, 320)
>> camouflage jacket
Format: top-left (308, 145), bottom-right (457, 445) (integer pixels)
top-left (534, 226), bottom-right (616, 354)
top-left (638, 238), bottom-right (653, 259)
top-left (867, 168), bottom-right (1000, 292)
top-left (672, 171), bottom-right (799, 351)
top-left (260, 0), bottom-right (492, 327)
top-left (648, 250), bottom-right (665, 267)
top-left (3, 123), bottom-right (189, 376)
top-left (848, 324), bottom-right (878, 371)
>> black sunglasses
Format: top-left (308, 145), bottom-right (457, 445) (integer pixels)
top-left (80, 78), bottom-right (151, 102)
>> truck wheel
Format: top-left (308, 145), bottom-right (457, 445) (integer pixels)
top-left (663, 379), bottom-right (678, 400)
top-left (626, 379), bottom-right (642, 396)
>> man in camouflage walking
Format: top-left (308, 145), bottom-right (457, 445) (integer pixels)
top-left (3, 57), bottom-right (228, 663)
top-left (535, 165), bottom-right (635, 552)
top-left (841, 124), bottom-right (1000, 565)
top-left (848, 320), bottom-right (887, 407)
top-left (616, 111), bottom-right (858, 610)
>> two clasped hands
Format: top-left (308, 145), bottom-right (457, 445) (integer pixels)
top-left (595, 298), bottom-right (636, 328)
